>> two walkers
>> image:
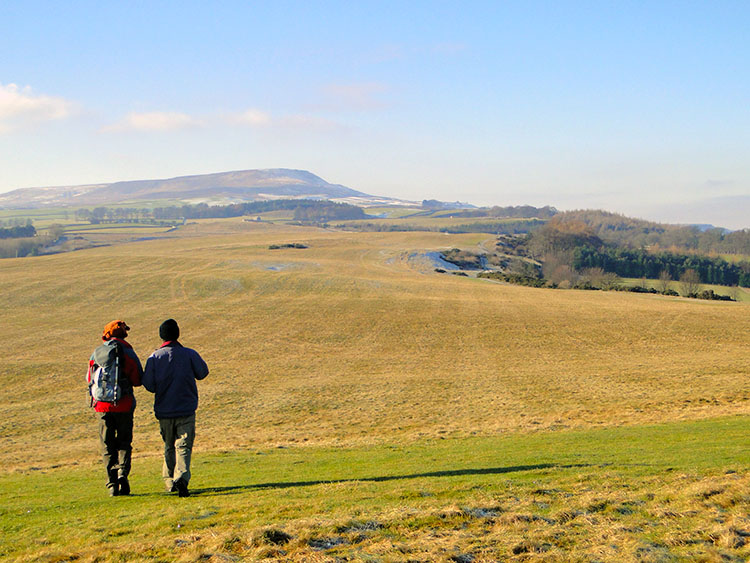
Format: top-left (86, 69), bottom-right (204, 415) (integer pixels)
top-left (87, 319), bottom-right (209, 497)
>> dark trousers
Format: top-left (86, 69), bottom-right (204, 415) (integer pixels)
top-left (97, 411), bottom-right (134, 484)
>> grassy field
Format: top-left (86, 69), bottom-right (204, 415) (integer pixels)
top-left (2, 418), bottom-right (749, 561)
top-left (620, 277), bottom-right (750, 303)
top-left (361, 206), bottom-right (423, 219)
top-left (0, 201), bottom-right (188, 230)
top-left (1, 218), bottom-right (749, 560)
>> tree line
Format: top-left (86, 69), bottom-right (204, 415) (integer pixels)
top-left (335, 219), bottom-right (545, 235)
top-left (548, 210), bottom-right (750, 255)
top-left (292, 202), bottom-right (367, 222)
top-left (522, 219), bottom-right (750, 288)
top-left (572, 245), bottom-right (750, 287)
top-left (0, 224), bottom-right (37, 239)
top-left (447, 205), bottom-right (558, 219)
top-left (73, 200), bottom-right (368, 223)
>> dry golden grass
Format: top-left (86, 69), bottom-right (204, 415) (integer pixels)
top-left (10, 456), bottom-right (749, 562)
top-left (1, 218), bottom-right (748, 472)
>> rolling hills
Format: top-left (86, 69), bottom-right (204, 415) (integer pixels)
top-left (0, 168), bottom-right (406, 208)
top-left (1, 220), bottom-right (747, 470)
top-left (1, 218), bottom-right (749, 560)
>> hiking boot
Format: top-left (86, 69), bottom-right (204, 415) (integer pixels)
top-left (118, 476), bottom-right (130, 496)
top-left (174, 479), bottom-right (190, 497)
top-left (107, 482), bottom-right (119, 496)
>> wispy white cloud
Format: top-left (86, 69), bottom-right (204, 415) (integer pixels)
top-left (318, 82), bottom-right (389, 111)
top-left (0, 83), bottom-right (73, 132)
top-left (228, 108), bottom-right (272, 126)
top-left (102, 111), bottom-right (201, 132)
top-left (103, 106), bottom-right (343, 135)
top-left (226, 108), bottom-right (342, 132)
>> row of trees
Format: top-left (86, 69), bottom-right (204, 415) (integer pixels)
top-left (441, 220), bottom-right (546, 235)
top-left (0, 235), bottom-right (54, 258)
top-left (548, 210), bottom-right (750, 255)
top-left (292, 202), bottom-right (367, 222)
top-left (448, 205), bottom-right (558, 219)
top-left (336, 219), bottom-right (545, 235)
top-left (572, 245), bottom-right (750, 287)
top-left (72, 199), bottom-right (368, 224)
top-left (74, 207), bottom-right (152, 223)
top-left (520, 219), bottom-right (750, 288)
top-left (0, 218), bottom-right (35, 228)
top-left (151, 200), bottom-right (327, 220)
top-left (0, 224), bottom-right (36, 239)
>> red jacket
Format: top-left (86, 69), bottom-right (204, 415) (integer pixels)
top-left (87, 337), bottom-right (143, 413)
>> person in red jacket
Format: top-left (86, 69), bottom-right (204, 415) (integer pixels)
top-left (87, 320), bottom-right (143, 496)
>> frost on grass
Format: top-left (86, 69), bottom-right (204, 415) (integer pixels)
top-left (235, 470), bottom-right (750, 562)
top-left (16, 470), bottom-right (750, 562)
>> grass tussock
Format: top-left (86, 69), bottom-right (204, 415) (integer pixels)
top-left (18, 470), bottom-right (749, 562)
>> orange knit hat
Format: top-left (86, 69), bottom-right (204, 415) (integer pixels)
top-left (102, 320), bottom-right (130, 341)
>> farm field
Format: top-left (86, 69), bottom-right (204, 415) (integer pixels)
top-left (0, 201), bottom-right (191, 230)
top-left (619, 277), bottom-right (750, 302)
top-left (360, 206), bottom-right (423, 219)
top-left (1, 218), bottom-right (749, 561)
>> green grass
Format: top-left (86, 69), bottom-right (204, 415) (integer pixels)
top-left (253, 209), bottom-right (297, 221)
top-left (2, 219), bottom-right (749, 561)
top-left (361, 206), bottom-right (422, 218)
top-left (62, 223), bottom-right (172, 234)
top-left (1, 417), bottom-right (748, 561)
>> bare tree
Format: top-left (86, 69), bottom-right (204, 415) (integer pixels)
top-left (657, 270), bottom-right (672, 293)
top-left (679, 269), bottom-right (701, 297)
top-left (583, 267), bottom-right (606, 288)
top-left (601, 272), bottom-right (621, 291)
top-left (543, 254), bottom-right (579, 287)
top-left (47, 224), bottom-right (65, 241)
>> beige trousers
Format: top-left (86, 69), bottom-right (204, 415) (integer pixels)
top-left (159, 413), bottom-right (196, 489)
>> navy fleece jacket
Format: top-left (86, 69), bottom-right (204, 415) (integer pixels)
top-left (143, 341), bottom-right (209, 419)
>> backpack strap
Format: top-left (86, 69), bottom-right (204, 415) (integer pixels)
top-left (113, 340), bottom-right (133, 398)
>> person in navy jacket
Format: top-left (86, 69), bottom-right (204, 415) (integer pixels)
top-left (143, 319), bottom-right (209, 497)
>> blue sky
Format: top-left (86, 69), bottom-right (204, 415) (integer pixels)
top-left (1, 1), bottom-right (748, 228)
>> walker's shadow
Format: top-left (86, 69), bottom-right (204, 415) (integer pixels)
top-left (190, 463), bottom-right (589, 497)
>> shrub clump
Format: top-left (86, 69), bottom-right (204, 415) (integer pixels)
top-left (255, 528), bottom-right (292, 545)
top-left (441, 248), bottom-right (484, 269)
top-left (696, 289), bottom-right (734, 301)
top-left (268, 243), bottom-right (308, 250)
top-left (477, 271), bottom-right (547, 288)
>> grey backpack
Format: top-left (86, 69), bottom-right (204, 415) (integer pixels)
top-left (89, 340), bottom-right (130, 404)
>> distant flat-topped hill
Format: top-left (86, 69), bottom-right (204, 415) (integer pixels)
top-left (0, 169), bottom-right (408, 208)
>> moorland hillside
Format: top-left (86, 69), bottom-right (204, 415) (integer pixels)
top-left (1, 218), bottom-right (748, 473)
top-left (0, 169), bottom-right (372, 208)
